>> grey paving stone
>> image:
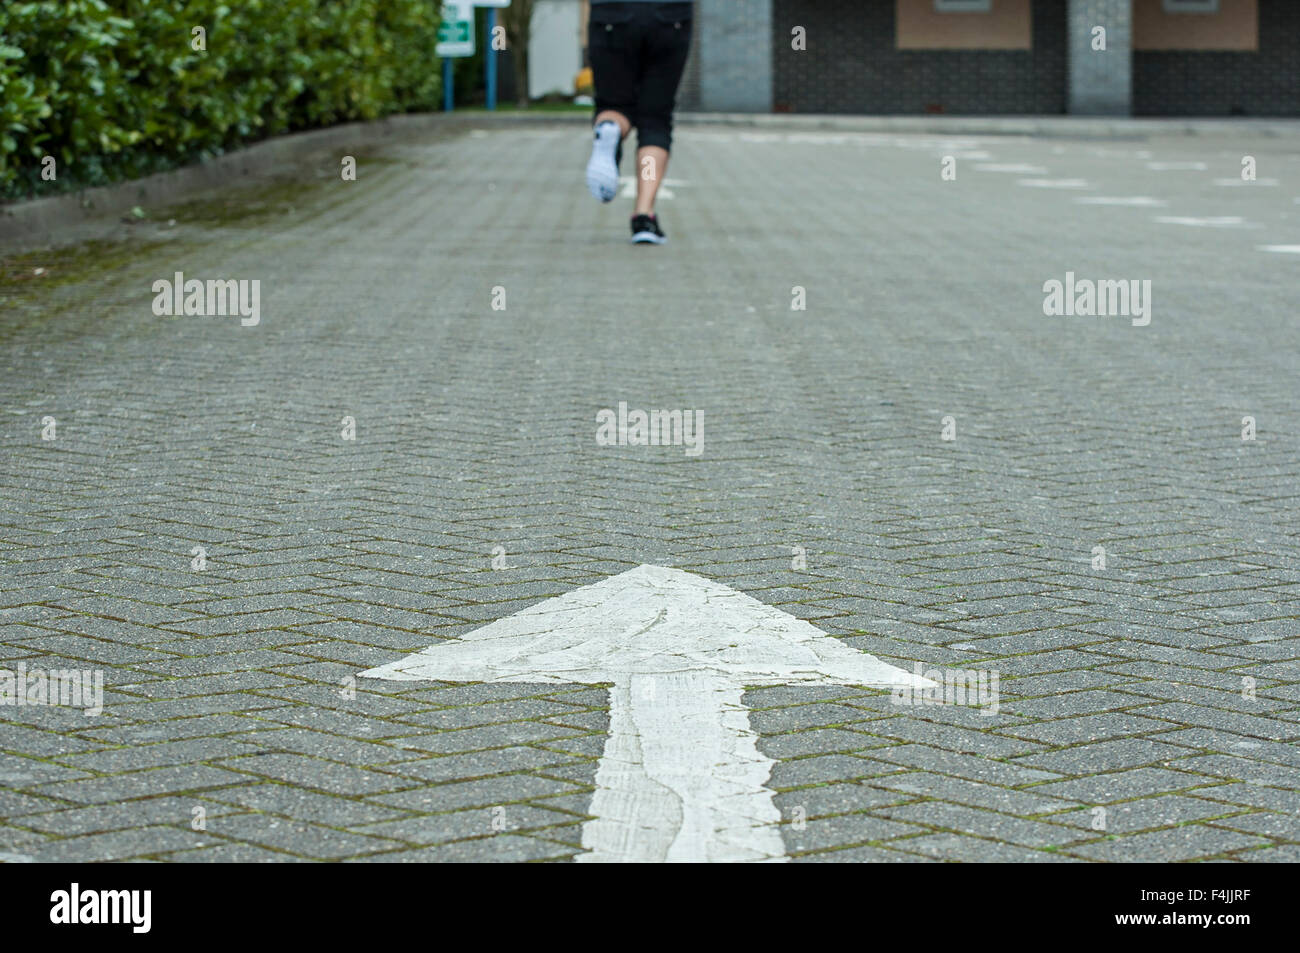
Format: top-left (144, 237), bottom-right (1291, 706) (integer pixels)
top-left (27, 825), bottom-right (213, 862)
top-left (57, 737), bottom-right (261, 773)
top-left (1000, 712), bottom-right (1175, 746)
top-left (772, 782), bottom-right (914, 820)
top-left (166, 843), bottom-right (312, 862)
top-left (29, 764), bottom-right (252, 804)
top-left (780, 812), bottom-right (921, 853)
top-left (768, 753), bottom-right (896, 788)
top-left (217, 753), bottom-right (412, 795)
top-left (749, 703), bottom-right (886, 733)
top-left (1134, 702), bottom-right (1300, 742)
top-left (385, 746), bottom-right (582, 783)
top-left (1171, 754), bottom-right (1300, 787)
top-left (391, 721), bottom-right (588, 754)
top-left (869, 772), bottom-right (1079, 816)
top-left (1066, 826), bottom-right (1270, 862)
top-left (1187, 782), bottom-right (1300, 813)
top-left (346, 833), bottom-right (577, 862)
top-left (1032, 767), bottom-right (1211, 804)
top-left (1240, 844), bottom-right (1300, 863)
top-left (371, 774), bottom-right (588, 813)
top-left (205, 783), bottom-right (411, 826)
top-left (0, 825), bottom-right (50, 851)
top-left (0, 756), bottom-right (93, 786)
top-left (894, 834), bottom-right (1077, 863)
top-left (204, 814), bottom-right (402, 859)
top-left (855, 716), bottom-right (1043, 758)
top-left (354, 804), bottom-right (579, 845)
top-left (394, 698), bottom-right (588, 730)
top-left (0, 789), bottom-right (66, 816)
top-left (1049, 795), bottom-right (1250, 834)
top-left (1154, 728), bottom-right (1300, 767)
top-left (755, 727), bottom-right (883, 759)
top-left (873, 744), bottom-right (1060, 786)
top-left (874, 801), bottom-right (1079, 848)
top-left (1012, 737), bottom-right (1189, 775)
top-left (1006, 690), bottom-right (1156, 719)
top-left (791, 844), bottom-right (937, 862)
top-left (226, 727), bottom-right (425, 765)
top-left (10, 796), bottom-right (241, 834)
top-left (1209, 812), bottom-right (1300, 842)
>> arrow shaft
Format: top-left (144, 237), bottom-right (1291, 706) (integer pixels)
top-left (577, 672), bottom-right (786, 863)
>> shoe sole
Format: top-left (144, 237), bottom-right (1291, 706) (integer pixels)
top-left (586, 145), bottom-right (619, 204)
top-left (631, 231), bottom-right (667, 245)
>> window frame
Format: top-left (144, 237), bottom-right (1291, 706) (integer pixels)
top-left (934, 0), bottom-right (994, 13)
top-left (1161, 0), bottom-right (1220, 13)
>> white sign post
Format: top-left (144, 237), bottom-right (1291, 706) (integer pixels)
top-left (361, 564), bottom-right (934, 863)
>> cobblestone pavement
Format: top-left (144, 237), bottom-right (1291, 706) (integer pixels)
top-left (2, 120), bottom-right (1299, 862)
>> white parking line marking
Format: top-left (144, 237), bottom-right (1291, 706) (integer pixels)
top-left (1258, 245), bottom-right (1300, 254)
top-left (1214, 178), bottom-right (1279, 187)
top-left (1019, 179), bottom-right (1089, 189)
top-left (1076, 197), bottom-right (1167, 206)
top-left (1156, 216), bottom-right (1250, 227)
top-left (360, 564), bottom-right (931, 863)
top-left (975, 163), bottom-right (1047, 174)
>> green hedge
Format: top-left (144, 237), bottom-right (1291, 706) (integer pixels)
top-left (0, 0), bottom-right (443, 198)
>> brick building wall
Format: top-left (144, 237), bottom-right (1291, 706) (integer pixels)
top-left (1133, 0), bottom-right (1300, 115)
top-left (770, 0), bottom-right (1067, 114)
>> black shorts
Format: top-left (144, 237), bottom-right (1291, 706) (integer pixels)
top-left (588, 2), bottom-right (693, 153)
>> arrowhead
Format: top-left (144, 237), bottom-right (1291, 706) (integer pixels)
top-left (360, 564), bottom-right (933, 689)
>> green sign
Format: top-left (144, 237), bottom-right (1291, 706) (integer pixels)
top-left (436, 1), bottom-right (475, 58)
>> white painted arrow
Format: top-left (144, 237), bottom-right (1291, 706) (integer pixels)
top-left (360, 564), bottom-right (933, 863)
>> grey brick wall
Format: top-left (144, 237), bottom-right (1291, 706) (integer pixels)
top-left (770, 0), bottom-right (1066, 115)
top-left (1068, 0), bottom-right (1132, 115)
top-left (678, 15), bottom-right (703, 110)
top-left (1133, 0), bottom-right (1300, 116)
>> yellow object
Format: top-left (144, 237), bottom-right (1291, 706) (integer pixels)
top-left (575, 66), bottom-right (594, 96)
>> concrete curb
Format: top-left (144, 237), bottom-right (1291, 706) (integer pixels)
top-left (675, 112), bottom-right (1300, 138)
top-left (0, 112), bottom-right (469, 247)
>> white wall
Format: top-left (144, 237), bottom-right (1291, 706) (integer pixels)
top-left (529, 0), bottom-right (582, 98)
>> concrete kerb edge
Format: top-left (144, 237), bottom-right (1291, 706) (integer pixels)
top-left (0, 111), bottom-right (517, 247)
top-left (6, 108), bottom-right (1299, 246)
top-left (675, 112), bottom-right (1300, 139)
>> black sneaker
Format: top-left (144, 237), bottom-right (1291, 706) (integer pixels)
top-left (630, 213), bottom-right (666, 245)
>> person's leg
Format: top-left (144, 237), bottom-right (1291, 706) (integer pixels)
top-left (634, 145), bottom-right (669, 217)
top-left (630, 3), bottom-right (692, 234)
top-left (595, 110), bottom-right (632, 139)
top-left (586, 5), bottom-right (640, 202)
